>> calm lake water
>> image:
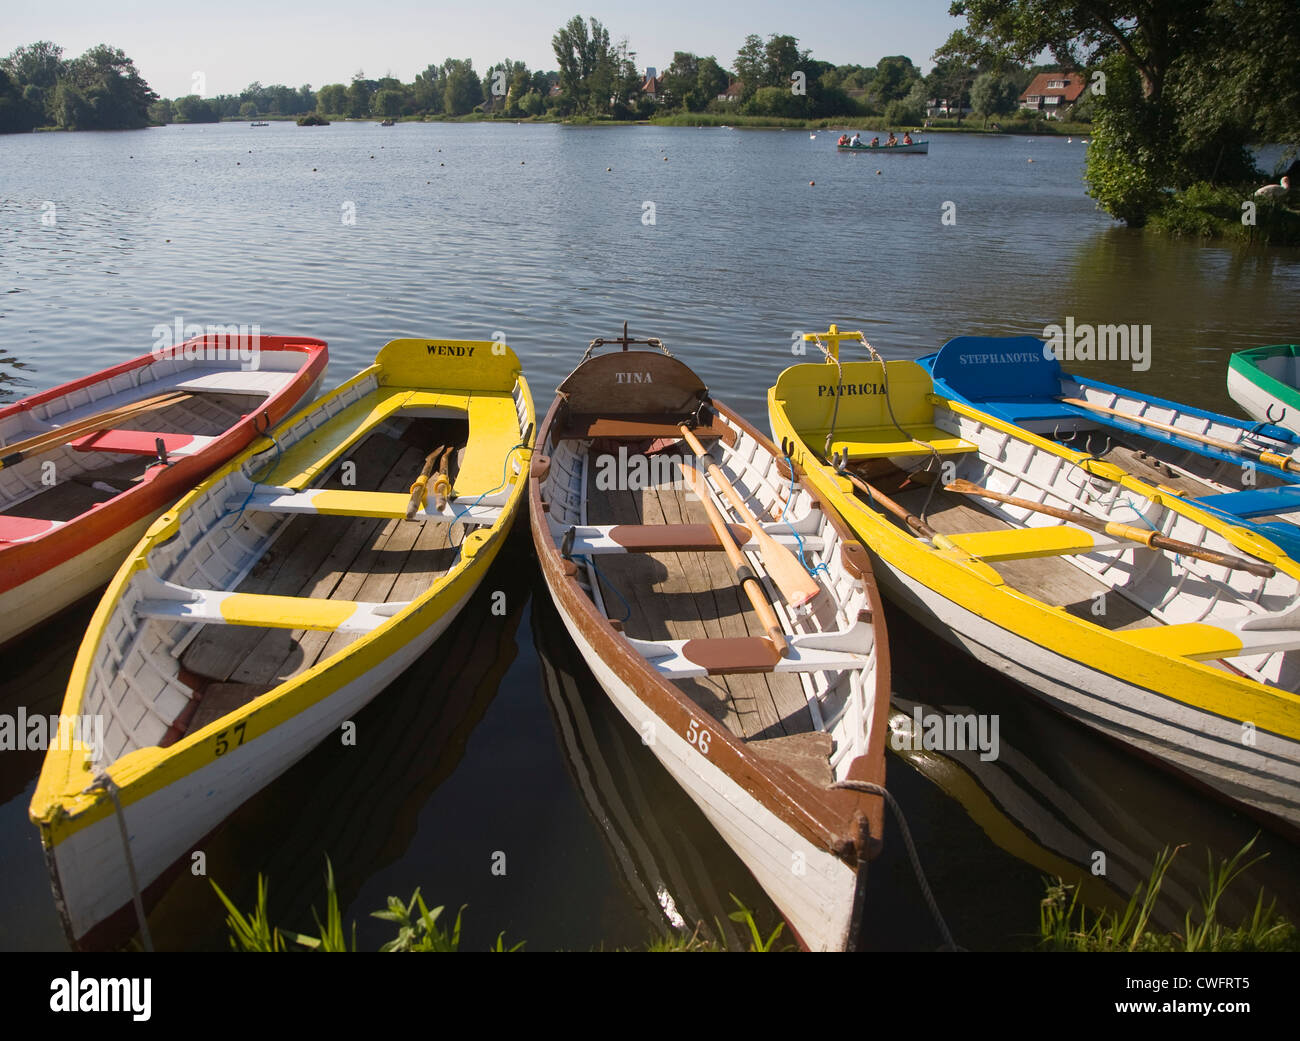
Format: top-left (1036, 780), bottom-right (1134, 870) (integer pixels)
top-left (1, 121), bottom-right (1298, 951)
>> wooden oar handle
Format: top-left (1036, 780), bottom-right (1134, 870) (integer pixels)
top-left (946, 480), bottom-right (1276, 578)
top-left (679, 423), bottom-right (821, 607)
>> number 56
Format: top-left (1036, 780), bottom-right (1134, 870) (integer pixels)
top-left (686, 718), bottom-right (710, 755)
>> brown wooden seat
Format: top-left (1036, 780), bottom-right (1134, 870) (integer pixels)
top-left (558, 413), bottom-right (730, 441)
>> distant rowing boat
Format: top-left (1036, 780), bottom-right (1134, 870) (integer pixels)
top-left (837, 140), bottom-right (928, 154)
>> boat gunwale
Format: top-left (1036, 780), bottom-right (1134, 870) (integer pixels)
top-left (1229, 345), bottom-right (1300, 415)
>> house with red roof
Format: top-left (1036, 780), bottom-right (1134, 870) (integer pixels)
top-left (718, 80), bottom-right (744, 103)
top-left (1019, 71), bottom-right (1086, 118)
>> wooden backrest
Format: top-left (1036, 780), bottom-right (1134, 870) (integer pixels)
top-left (771, 359), bottom-right (936, 433)
top-left (557, 350), bottom-right (708, 419)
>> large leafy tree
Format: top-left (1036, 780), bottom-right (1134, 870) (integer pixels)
top-left (552, 15), bottom-right (611, 114)
top-left (316, 83), bottom-right (348, 116)
top-left (940, 0), bottom-right (1300, 223)
top-left (969, 69), bottom-right (1019, 125)
top-left (442, 59), bottom-right (481, 116)
top-left (733, 34), bottom-right (765, 100)
top-left (59, 45), bottom-right (157, 129)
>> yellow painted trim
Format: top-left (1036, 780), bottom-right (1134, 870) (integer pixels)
top-left (1112, 623), bottom-right (1245, 662)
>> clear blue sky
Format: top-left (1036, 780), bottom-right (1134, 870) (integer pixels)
top-left (3, 0), bottom-right (961, 98)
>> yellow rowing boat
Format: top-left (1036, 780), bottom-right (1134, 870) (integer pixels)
top-left (30, 336), bottom-right (533, 947)
top-left (769, 326), bottom-right (1300, 834)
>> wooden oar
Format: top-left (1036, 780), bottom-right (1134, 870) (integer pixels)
top-left (677, 424), bottom-right (821, 607)
top-left (808, 446), bottom-right (960, 550)
top-left (681, 461), bottom-right (788, 655)
top-left (1062, 397), bottom-right (1298, 472)
top-left (406, 445), bottom-right (450, 519)
top-left (0, 390), bottom-right (190, 469)
top-left (946, 479), bottom-right (1276, 578)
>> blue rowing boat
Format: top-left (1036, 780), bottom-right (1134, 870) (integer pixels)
top-left (917, 336), bottom-right (1300, 558)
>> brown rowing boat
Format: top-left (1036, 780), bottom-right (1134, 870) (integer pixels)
top-left (527, 329), bottom-right (891, 950)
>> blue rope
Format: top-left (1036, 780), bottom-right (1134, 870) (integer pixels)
top-left (573, 553), bottom-right (632, 623)
top-left (217, 427), bottom-right (283, 525)
top-left (448, 441), bottom-right (529, 545)
top-left (782, 456), bottom-right (831, 578)
top-left (1115, 495), bottom-right (1182, 567)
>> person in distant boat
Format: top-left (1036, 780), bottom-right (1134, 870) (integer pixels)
top-left (886, 132), bottom-right (897, 146)
top-left (850, 132), bottom-right (860, 146)
top-left (902, 132), bottom-right (913, 145)
top-left (870, 136), bottom-right (879, 147)
top-left (838, 133), bottom-right (849, 146)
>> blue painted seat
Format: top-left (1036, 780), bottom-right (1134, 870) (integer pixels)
top-left (1193, 486), bottom-right (1300, 518)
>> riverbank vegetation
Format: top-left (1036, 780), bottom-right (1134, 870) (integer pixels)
top-left (2, 17), bottom-right (1077, 135)
top-left (211, 860), bottom-right (789, 952)
top-left (940, 0), bottom-right (1300, 237)
top-left (0, 41), bottom-right (155, 131)
top-left (1038, 836), bottom-right (1299, 952)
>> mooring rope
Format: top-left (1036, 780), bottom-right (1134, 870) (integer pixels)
top-left (830, 779), bottom-right (958, 952)
top-left (88, 771), bottom-right (155, 952)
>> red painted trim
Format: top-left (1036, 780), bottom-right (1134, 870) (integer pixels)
top-left (0, 338), bottom-right (327, 596)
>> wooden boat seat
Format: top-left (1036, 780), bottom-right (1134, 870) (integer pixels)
top-left (172, 368), bottom-right (300, 397)
top-left (1113, 619), bottom-right (1300, 660)
top-left (558, 413), bottom-right (728, 442)
top-left (69, 429), bottom-right (214, 458)
top-left (944, 526), bottom-right (1125, 562)
top-left (560, 522), bottom-right (823, 555)
top-left (625, 615), bottom-right (875, 679)
top-left (456, 393), bottom-right (524, 496)
top-left (235, 487), bottom-right (504, 524)
top-left (135, 578), bottom-right (407, 633)
top-left (812, 424), bottom-right (976, 460)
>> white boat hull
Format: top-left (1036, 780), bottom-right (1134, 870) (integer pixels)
top-left (543, 582), bottom-right (860, 952)
top-left (871, 553), bottom-right (1300, 830)
top-left (1228, 365), bottom-right (1300, 436)
top-left (47, 584), bottom-right (475, 942)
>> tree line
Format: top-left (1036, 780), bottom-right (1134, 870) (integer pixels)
top-left (0, 19), bottom-right (1058, 133)
top-left (0, 41), bottom-right (156, 132)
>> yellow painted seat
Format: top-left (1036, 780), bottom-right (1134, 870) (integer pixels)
top-left (455, 393), bottom-right (524, 497)
top-left (1112, 623), bottom-right (1243, 661)
top-left (265, 389), bottom-right (469, 488)
top-left (944, 526), bottom-right (1108, 562)
top-left (771, 358), bottom-right (976, 460)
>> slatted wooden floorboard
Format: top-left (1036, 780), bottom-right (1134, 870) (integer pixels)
top-left (585, 450), bottom-right (813, 742)
top-left (177, 421), bottom-right (464, 734)
top-left (0, 392), bottom-right (267, 521)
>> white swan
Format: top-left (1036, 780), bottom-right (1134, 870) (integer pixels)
top-left (1255, 175), bottom-right (1292, 200)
